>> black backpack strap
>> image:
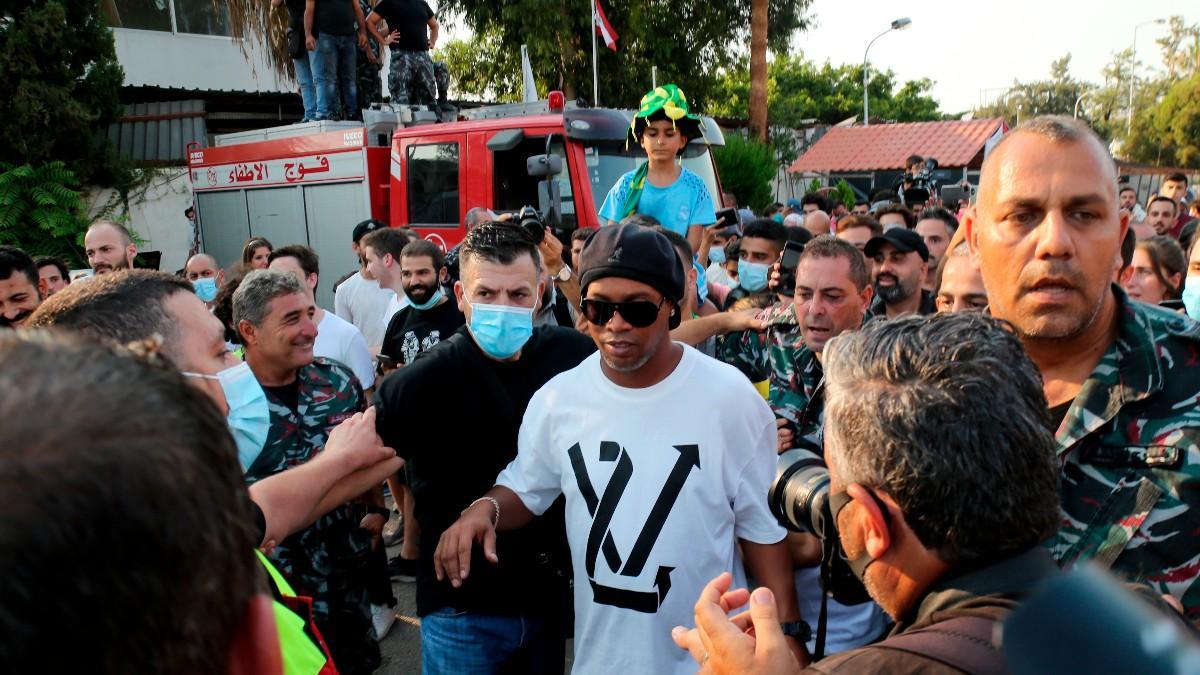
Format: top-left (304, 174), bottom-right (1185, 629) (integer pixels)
top-left (871, 616), bottom-right (1006, 675)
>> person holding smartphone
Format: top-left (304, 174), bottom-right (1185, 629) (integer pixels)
top-left (597, 84), bottom-right (717, 251)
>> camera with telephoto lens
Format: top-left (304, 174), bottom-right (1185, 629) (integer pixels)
top-left (769, 448), bottom-right (871, 605)
top-left (517, 205), bottom-right (545, 245)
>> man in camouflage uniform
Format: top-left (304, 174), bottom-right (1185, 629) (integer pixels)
top-left (965, 116), bottom-right (1200, 621)
top-left (235, 270), bottom-right (384, 674)
top-left (355, 0), bottom-right (382, 109)
top-left (389, 50), bottom-right (444, 106)
top-left (718, 236), bottom-right (873, 455)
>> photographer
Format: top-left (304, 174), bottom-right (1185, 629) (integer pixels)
top-left (674, 312), bottom-right (1065, 673)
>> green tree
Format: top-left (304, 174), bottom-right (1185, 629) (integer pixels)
top-left (0, 162), bottom-right (89, 264)
top-left (707, 54), bottom-right (942, 126)
top-left (1125, 73), bottom-right (1200, 168)
top-left (0, 1), bottom-right (125, 183)
top-left (976, 55), bottom-right (1092, 128)
top-left (437, 0), bottom-right (812, 107)
top-left (713, 133), bottom-right (776, 212)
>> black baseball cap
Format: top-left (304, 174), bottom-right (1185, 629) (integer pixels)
top-left (352, 219), bottom-right (388, 244)
top-left (864, 228), bottom-right (929, 262)
top-left (579, 224), bottom-right (686, 305)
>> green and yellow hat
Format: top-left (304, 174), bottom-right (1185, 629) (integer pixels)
top-left (629, 83), bottom-right (705, 146)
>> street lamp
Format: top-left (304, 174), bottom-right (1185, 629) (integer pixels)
top-left (1073, 93), bottom-right (1088, 119)
top-left (1128, 18), bottom-right (1166, 135)
top-left (863, 17), bottom-right (912, 127)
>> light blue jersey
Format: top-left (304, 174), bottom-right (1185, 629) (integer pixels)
top-left (598, 167), bottom-right (717, 236)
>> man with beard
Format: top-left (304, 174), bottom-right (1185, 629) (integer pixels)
top-left (84, 220), bottom-right (137, 275)
top-left (1145, 196), bottom-right (1178, 238)
top-left (436, 224), bottom-right (801, 674)
top-left (864, 229), bottom-right (935, 318)
top-left (380, 239), bottom-right (464, 367)
top-left (0, 246), bottom-right (41, 329)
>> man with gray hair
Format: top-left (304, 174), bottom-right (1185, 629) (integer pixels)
top-left (235, 269), bottom-right (385, 674)
top-left (963, 116), bottom-right (1200, 620)
top-left (676, 312), bottom-right (1065, 672)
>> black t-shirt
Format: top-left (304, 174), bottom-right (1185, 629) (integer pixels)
top-left (313, 0), bottom-right (356, 36)
top-left (372, 0), bottom-right (433, 51)
top-left (374, 326), bottom-right (596, 616)
top-left (251, 500), bottom-right (267, 545)
top-left (263, 380), bottom-right (301, 414)
top-left (284, 0), bottom-right (307, 33)
top-left (380, 299), bottom-right (465, 365)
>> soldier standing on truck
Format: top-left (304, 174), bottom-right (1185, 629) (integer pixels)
top-left (598, 84), bottom-right (717, 252)
top-left (364, 0), bottom-right (446, 107)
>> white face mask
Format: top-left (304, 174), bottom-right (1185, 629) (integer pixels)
top-left (183, 361), bottom-right (271, 471)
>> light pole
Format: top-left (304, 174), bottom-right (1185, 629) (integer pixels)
top-left (863, 17), bottom-right (912, 127)
top-left (1073, 93), bottom-right (1088, 119)
top-left (1128, 18), bottom-right (1166, 135)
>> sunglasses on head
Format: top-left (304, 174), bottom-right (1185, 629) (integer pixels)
top-left (581, 297), bottom-right (666, 328)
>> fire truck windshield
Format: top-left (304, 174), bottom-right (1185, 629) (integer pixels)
top-left (585, 145), bottom-right (722, 223)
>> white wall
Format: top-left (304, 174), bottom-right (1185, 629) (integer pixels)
top-left (86, 168), bottom-right (196, 274)
top-left (113, 28), bottom-right (292, 94)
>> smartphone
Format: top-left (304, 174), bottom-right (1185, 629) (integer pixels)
top-left (940, 185), bottom-right (969, 207)
top-left (777, 240), bottom-right (804, 295)
top-left (715, 207), bottom-right (739, 229)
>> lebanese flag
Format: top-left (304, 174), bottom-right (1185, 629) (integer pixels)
top-left (594, 1), bottom-right (618, 51)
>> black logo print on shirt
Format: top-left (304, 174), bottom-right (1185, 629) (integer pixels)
top-left (568, 441), bottom-right (700, 613)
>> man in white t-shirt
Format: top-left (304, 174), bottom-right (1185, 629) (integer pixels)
top-left (361, 227), bottom-right (414, 345)
top-left (268, 245), bottom-right (376, 392)
top-left (334, 220), bottom-right (397, 350)
top-left (435, 224), bottom-right (803, 674)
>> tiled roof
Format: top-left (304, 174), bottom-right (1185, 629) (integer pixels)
top-left (789, 118), bottom-right (1006, 173)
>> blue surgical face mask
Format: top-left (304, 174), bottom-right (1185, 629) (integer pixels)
top-left (467, 300), bottom-right (535, 359)
top-left (709, 246), bottom-right (726, 265)
top-left (193, 277), bottom-right (218, 303)
top-left (409, 286), bottom-right (444, 311)
top-left (183, 361), bottom-right (270, 471)
top-left (693, 259), bottom-right (708, 305)
top-left (738, 259), bottom-right (770, 292)
top-left (1183, 276), bottom-right (1200, 321)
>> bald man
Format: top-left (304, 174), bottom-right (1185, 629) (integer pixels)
top-left (84, 220), bottom-right (137, 275)
top-left (802, 210), bottom-right (831, 238)
top-left (963, 116), bottom-right (1200, 620)
top-left (185, 253), bottom-right (225, 308)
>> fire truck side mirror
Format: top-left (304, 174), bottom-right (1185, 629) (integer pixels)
top-left (526, 154), bottom-right (562, 178)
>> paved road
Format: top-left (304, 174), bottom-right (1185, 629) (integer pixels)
top-left (376, 541), bottom-right (421, 673)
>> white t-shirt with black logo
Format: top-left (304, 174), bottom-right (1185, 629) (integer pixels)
top-left (496, 344), bottom-right (785, 675)
top-left (314, 310), bottom-right (376, 389)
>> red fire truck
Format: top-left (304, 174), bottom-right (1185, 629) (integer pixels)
top-left (187, 95), bottom-right (726, 309)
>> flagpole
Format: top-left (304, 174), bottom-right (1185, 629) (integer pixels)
top-left (591, 0), bottom-right (599, 106)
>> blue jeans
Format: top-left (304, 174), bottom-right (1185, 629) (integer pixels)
top-left (311, 33), bottom-right (357, 120)
top-left (293, 55), bottom-right (316, 121)
top-left (420, 607), bottom-right (563, 675)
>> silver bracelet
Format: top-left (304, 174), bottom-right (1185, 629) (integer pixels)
top-left (465, 496), bottom-right (500, 526)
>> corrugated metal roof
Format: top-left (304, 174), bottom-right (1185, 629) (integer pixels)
top-left (789, 118), bottom-right (1005, 173)
top-left (107, 100), bottom-right (208, 164)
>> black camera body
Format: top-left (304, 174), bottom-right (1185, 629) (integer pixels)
top-left (895, 157), bottom-right (940, 206)
top-left (769, 448), bottom-right (872, 606)
top-left (517, 205), bottom-right (546, 245)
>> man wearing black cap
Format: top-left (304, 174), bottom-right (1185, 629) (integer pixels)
top-left (334, 219), bottom-right (396, 350)
top-left (863, 229), bottom-right (936, 319)
top-left (435, 224), bottom-right (802, 675)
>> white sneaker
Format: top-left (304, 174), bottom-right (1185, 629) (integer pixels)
top-left (372, 604), bottom-right (397, 641)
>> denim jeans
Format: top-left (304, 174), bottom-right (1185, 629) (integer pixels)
top-left (420, 607), bottom-right (564, 675)
top-left (293, 55), bottom-right (316, 121)
top-left (311, 33), bottom-right (358, 120)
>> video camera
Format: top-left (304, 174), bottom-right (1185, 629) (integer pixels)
top-left (894, 157), bottom-right (940, 207)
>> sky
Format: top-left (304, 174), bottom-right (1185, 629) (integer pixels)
top-left (793, 0), bottom-right (1196, 113)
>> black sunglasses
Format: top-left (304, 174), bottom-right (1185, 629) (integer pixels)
top-left (581, 297), bottom-right (666, 328)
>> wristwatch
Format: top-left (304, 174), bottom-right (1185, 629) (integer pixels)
top-left (553, 265), bottom-right (573, 283)
top-left (780, 620), bottom-right (812, 643)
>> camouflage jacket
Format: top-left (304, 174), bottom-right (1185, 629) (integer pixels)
top-left (1049, 288), bottom-right (1200, 622)
top-left (717, 302), bottom-right (825, 450)
top-left (245, 357), bottom-right (371, 618)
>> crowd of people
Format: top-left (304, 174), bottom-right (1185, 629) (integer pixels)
top-left (1, 79), bottom-right (1199, 675)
